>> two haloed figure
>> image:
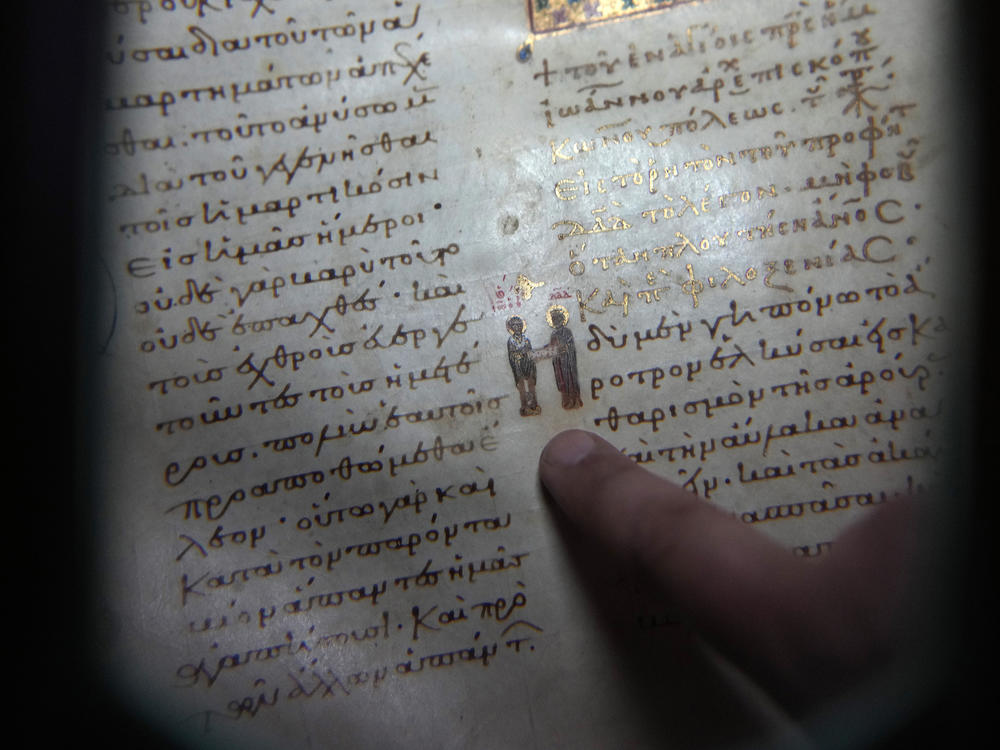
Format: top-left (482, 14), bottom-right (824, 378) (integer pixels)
top-left (506, 305), bottom-right (583, 417)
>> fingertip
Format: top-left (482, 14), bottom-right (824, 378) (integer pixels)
top-left (539, 429), bottom-right (598, 471)
top-left (538, 430), bottom-right (618, 519)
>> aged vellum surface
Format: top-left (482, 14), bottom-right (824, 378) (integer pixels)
top-left (90, 0), bottom-right (964, 747)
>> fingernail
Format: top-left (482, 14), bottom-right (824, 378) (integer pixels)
top-left (541, 430), bottom-right (595, 467)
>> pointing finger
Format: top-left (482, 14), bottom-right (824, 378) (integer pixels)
top-left (538, 429), bottom-right (907, 712)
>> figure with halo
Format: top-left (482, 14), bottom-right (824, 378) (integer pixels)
top-left (535, 304), bottom-right (583, 410)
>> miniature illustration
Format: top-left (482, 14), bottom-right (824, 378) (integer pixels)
top-left (505, 305), bottom-right (583, 416)
top-left (528, 0), bottom-right (698, 35)
top-left (506, 315), bottom-right (541, 416)
top-left (540, 304), bottom-right (583, 410)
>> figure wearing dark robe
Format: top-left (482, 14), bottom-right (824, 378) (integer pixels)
top-left (506, 316), bottom-right (540, 416)
top-left (547, 308), bottom-right (583, 409)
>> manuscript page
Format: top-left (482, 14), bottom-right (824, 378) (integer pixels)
top-left (88, 1), bottom-right (967, 747)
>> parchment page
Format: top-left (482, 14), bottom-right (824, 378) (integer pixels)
top-left (88, 1), bottom-right (965, 747)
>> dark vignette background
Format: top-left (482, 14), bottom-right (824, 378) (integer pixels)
top-left (9, 2), bottom-right (993, 747)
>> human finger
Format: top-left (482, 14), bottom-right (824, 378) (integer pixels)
top-left (538, 429), bottom-right (898, 711)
